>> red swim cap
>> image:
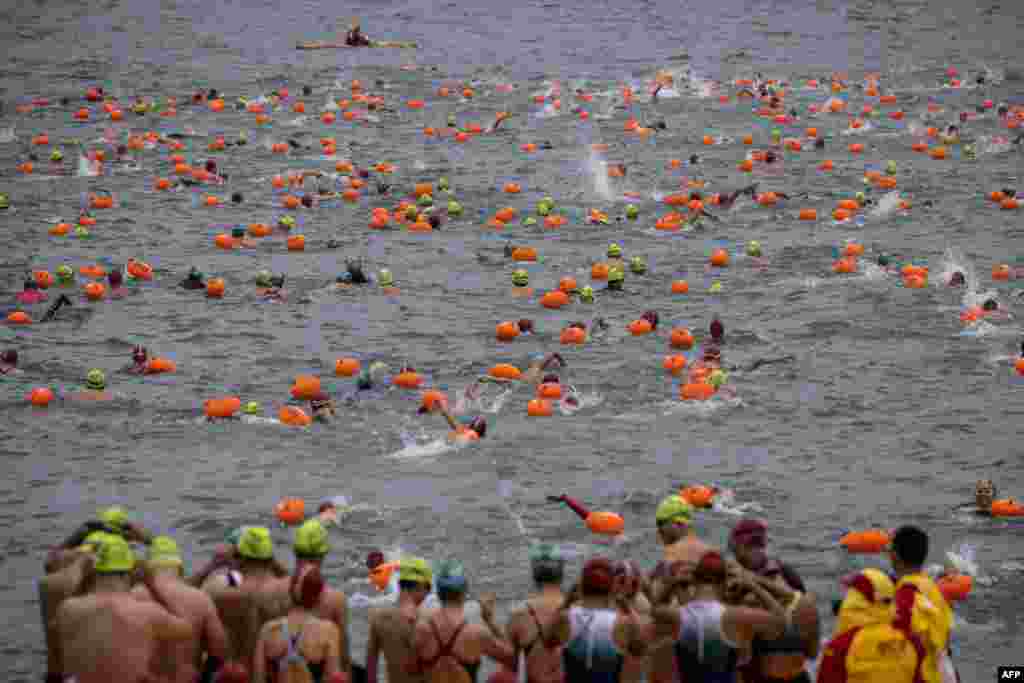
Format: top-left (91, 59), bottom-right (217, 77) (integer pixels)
top-left (694, 551), bottom-right (727, 584)
top-left (581, 557), bottom-right (614, 595)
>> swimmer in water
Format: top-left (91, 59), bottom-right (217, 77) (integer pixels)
top-left (356, 361), bottom-right (390, 391)
top-left (480, 352), bottom-right (565, 386)
top-left (310, 392), bottom-right (336, 424)
top-left (256, 273), bottom-right (287, 302)
top-left (107, 269), bottom-right (127, 299)
top-left (124, 346), bottom-right (148, 374)
top-left (180, 267), bottom-right (206, 290)
top-left (39, 294), bottom-right (73, 322)
top-left (67, 369), bottom-right (115, 402)
top-left (430, 402), bottom-right (487, 442)
top-left (953, 480), bottom-right (995, 516)
top-left (715, 183), bottom-right (759, 210)
top-left (949, 271), bottom-right (966, 287)
top-left (335, 260), bottom-right (372, 287)
top-left (0, 349), bottom-right (18, 375)
top-left (344, 18), bottom-right (372, 47)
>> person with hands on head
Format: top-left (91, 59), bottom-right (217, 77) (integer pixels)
top-left (54, 535), bottom-right (195, 683)
top-left (46, 506), bottom-right (153, 574)
top-left (292, 520), bottom-right (352, 678)
top-left (366, 556), bottom-right (433, 683)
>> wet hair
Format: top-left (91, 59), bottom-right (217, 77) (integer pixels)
top-left (947, 125), bottom-right (959, 135)
top-left (542, 373), bottom-right (560, 384)
top-left (357, 169), bottom-right (370, 179)
top-left (532, 558), bottom-right (564, 586)
top-left (976, 75), bottom-right (986, 85)
top-left (366, 550), bottom-right (385, 570)
top-left (567, 321), bottom-right (586, 331)
top-left (301, 195), bottom-right (314, 208)
top-left (132, 345), bottom-right (148, 361)
top-left (815, 138), bottom-right (825, 149)
top-left (116, 144), bottom-right (128, 156)
top-left (765, 151), bottom-right (778, 164)
top-left (231, 192), bottom-right (243, 204)
top-left (428, 214), bottom-right (441, 229)
top-left (205, 160), bottom-right (217, 173)
top-left (652, 120), bottom-right (667, 130)
top-left (346, 261), bottom-right (368, 284)
top-left (0, 349), bottom-right (17, 365)
top-left (959, 112), bottom-right (968, 122)
top-left (949, 271), bottom-right (965, 285)
top-left (998, 105), bottom-right (1009, 116)
top-left (710, 318), bottom-right (724, 341)
top-left (291, 566), bottom-right (325, 609)
top-left (517, 319), bottom-right (534, 334)
top-left (689, 191), bottom-right (703, 201)
top-left (377, 182), bottom-right (390, 195)
top-left (891, 526), bottom-right (928, 568)
top-left (108, 270), bottom-right (123, 287)
top-left (270, 275), bottom-right (285, 288)
top-left (640, 310), bottom-right (659, 329)
top-left (208, 88), bottom-right (219, 99)
top-left (580, 557), bottom-right (614, 596)
top-left (694, 551), bottom-right (727, 584)
top-left (469, 416), bottom-right (487, 438)
top-left (399, 579), bottom-right (428, 592)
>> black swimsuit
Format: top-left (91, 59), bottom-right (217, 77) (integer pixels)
top-left (418, 619), bottom-right (480, 683)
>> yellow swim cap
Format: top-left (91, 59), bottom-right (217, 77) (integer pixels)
top-left (236, 526), bottom-right (274, 560)
top-left (98, 506), bottom-right (128, 531)
top-left (294, 519), bottom-right (329, 557)
top-left (147, 536), bottom-right (183, 569)
top-left (94, 535), bottom-right (136, 574)
top-left (655, 495), bottom-right (693, 525)
top-left (399, 556), bottom-right (433, 585)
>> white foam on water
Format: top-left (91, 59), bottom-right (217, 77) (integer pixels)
top-left (584, 147), bottom-right (614, 202)
top-left (867, 191), bottom-right (901, 219)
top-left (0, 127), bottom-right (15, 143)
top-left (387, 435), bottom-right (453, 460)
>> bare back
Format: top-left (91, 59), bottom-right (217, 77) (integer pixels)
top-left (57, 593), bottom-right (190, 683)
top-left (207, 573), bottom-right (291, 667)
top-left (312, 586), bottom-right (350, 673)
top-left (507, 599), bottom-right (564, 683)
top-left (134, 576), bottom-right (228, 683)
top-left (369, 606), bottom-right (424, 683)
top-left (414, 614), bottom-right (485, 683)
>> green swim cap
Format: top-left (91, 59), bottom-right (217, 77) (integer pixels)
top-left (0, 193), bottom-right (8, 209)
top-left (86, 369), bottom-right (106, 391)
top-left (236, 526), bottom-right (274, 560)
top-left (655, 495), bottom-right (693, 525)
top-left (148, 536), bottom-right (183, 569)
top-left (399, 556), bottom-right (433, 584)
top-left (529, 543), bottom-right (563, 565)
top-left (771, 128), bottom-right (782, 139)
top-left (855, 191), bottom-right (866, 204)
top-left (242, 401), bottom-right (261, 415)
top-left (50, 149), bottom-right (64, 162)
top-left (378, 269), bottom-right (394, 287)
top-left (709, 281), bottom-right (722, 293)
top-left (885, 160), bottom-right (897, 175)
top-left (255, 270), bottom-right (273, 287)
top-left (94, 535), bottom-right (135, 574)
top-left (56, 265), bottom-right (74, 281)
top-left (447, 200), bottom-right (463, 216)
top-left (438, 177), bottom-right (450, 191)
top-left (294, 519), bottom-right (330, 558)
top-left (231, 227), bottom-right (245, 239)
top-left (405, 205), bottom-right (419, 221)
top-left (447, 114), bottom-right (457, 127)
top-left (512, 269), bottom-right (529, 286)
top-left (709, 369), bottom-right (728, 389)
top-left (537, 202), bottom-right (552, 217)
top-left (607, 243), bottom-right (622, 258)
top-left (279, 215), bottom-right (296, 228)
top-left (436, 558), bottom-right (467, 591)
top-left (99, 506), bottom-right (129, 531)
top-left (579, 285), bottom-right (594, 303)
top-left (630, 256), bottom-right (647, 274)
top-left (877, 254), bottom-right (891, 267)
top-left (626, 205), bottom-right (639, 219)
top-left (746, 240), bottom-right (762, 257)
top-left (522, 216), bottom-right (537, 226)
top-left (75, 226), bottom-right (90, 238)
top-left (608, 267), bottom-right (625, 283)
top-left (417, 193), bottom-right (433, 207)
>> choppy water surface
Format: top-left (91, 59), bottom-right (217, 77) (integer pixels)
top-left (2, 0), bottom-right (1024, 680)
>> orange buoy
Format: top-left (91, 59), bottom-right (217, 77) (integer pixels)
top-left (663, 355), bottom-right (687, 375)
top-left (586, 511), bottom-right (625, 536)
top-left (680, 485), bottom-right (717, 509)
top-left (819, 160), bottom-right (834, 172)
top-left (7, 311), bottom-right (32, 325)
top-left (937, 574), bottom-right (973, 603)
top-left (670, 280), bottom-right (689, 294)
top-left (214, 234), bottom-right (235, 250)
top-left (558, 276), bottom-right (578, 293)
top-left (79, 265), bottom-right (106, 279)
top-left (419, 389), bottom-right (448, 414)
top-left (496, 321), bottom-right (521, 342)
top-left (275, 498), bottom-right (306, 524)
top-left (709, 249), bottom-right (729, 268)
top-left (655, 216), bottom-right (681, 231)
top-left (628, 319), bottom-right (653, 336)
top-left (664, 194), bottom-right (689, 207)
top-left (541, 290), bottom-right (570, 309)
top-left (848, 143), bottom-right (864, 153)
top-left (527, 398), bottom-right (554, 417)
top-left (538, 382), bottom-right (563, 400)
top-left (369, 561), bottom-right (399, 592)
top-left (1015, 358), bottom-right (1024, 376)
top-left (560, 326), bottom-right (586, 345)
top-left (512, 247), bottom-right (537, 262)
top-left (279, 406), bottom-right (313, 427)
top-left (290, 375), bottom-right (321, 400)
top-left (49, 222), bottom-right (72, 236)
top-left (591, 263), bottom-right (610, 280)
top-left (805, 127), bottom-right (818, 138)
top-left (84, 282), bottom-right (106, 301)
top-left (335, 358), bottom-right (360, 377)
top-left (929, 146), bottom-right (947, 160)
top-left (145, 358), bottom-right (177, 374)
top-left (543, 215), bottom-right (567, 229)
top-left (991, 499), bottom-right (1024, 517)
top-left (126, 260), bottom-right (153, 281)
top-left (33, 271), bottom-right (54, 289)
top-left (903, 275), bottom-right (927, 289)
top-left (90, 194), bottom-right (114, 209)
top-left (681, 383), bottom-right (716, 401)
top-left (504, 182), bottom-right (522, 194)
top-left (206, 278), bottom-right (226, 298)
top-left (992, 264), bottom-right (1011, 281)
top-left (393, 371), bottom-right (423, 389)
top-left (742, 135), bottom-right (754, 145)
top-left (495, 207), bottom-right (517, 223)
top-left (839, 529), bottom-right (891, 554)
top-left (757, 191), bottom-right (779, 206)
top-left (204, 396), bottom-right (241, 419)
top-left (844, 243), bottom-right (865, 257)
top-left (287, 235), bottom-right (306, 251)
top-left (832, 258), bottom-right (857, 274)
top-left (832, 208), bottom-right (852, 221)
top-left (799, 208), bottom-right (818, 221)
top-left (670, 328), bottom-right (695, 349)
top-left (990, 190), bottom-right (1006, 203)
top-left (248, 223), bottom-right (273, 238)
top-left (739, 159), bottom-right (754, 172)
top-left (28, 387), bottom-right (55, 407)
top-left (489, 363), bottom-right (522, 381)
top-left (1001, 198), bottom-right (1020, 211)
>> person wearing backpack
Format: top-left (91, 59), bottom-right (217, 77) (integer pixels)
top-left (252, 566), bottom-right (342, 683)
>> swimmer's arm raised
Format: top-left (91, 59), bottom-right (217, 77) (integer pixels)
top-left (437, 405), bottom-right (460, 431)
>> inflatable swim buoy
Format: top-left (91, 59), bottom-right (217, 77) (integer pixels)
top-left (204, 396), bottom-right (241, 419)
top-left (489, 363), bottom-right (521, 380)
top-left (145, 358), bottom-right (177, 374)
top-left (681, 383), bottom-right (715, 401)
top-left (540, 290), bottom-right (570, 309)
top-left (127, 260), bottom-right (153, 281)
top-left (28, 387), bottom-right (55, 407)
top-left (628, 319), bottom-right (653, 336)
top-left (369, 561), bottom-right (398, 592)
top-left (680, 485), bottom-right (717, 509)
top-left (393, 371), bottom-right (423, 389)
top-left (991, 499), bottom-right (1024, 517)
top-left (670, 328), bottom-right (694, 349)
top-left (279, 406), bottom-right (313, 427)
top-left (537, 382), bottom-right (562, 400)
top-left (663, 355), bottom-right (687, 376)
top-left (290, 375), bottom-right (321, 400)
top-left (560, 327), bottom-right (586, 345)
top-left (274, 498), bottom-right (306, 525)
top-left (527, 398), bottom-right (553, 417)
top-left (586, 511), bottom-right (625, 536)
top-left (937, 574), bottom-right (972, 603)
top-left (420, 390), bottom-right (448, 412)
top-left (7, 311), bottom-right (32, 325)
top-left (335, 358), bottom-right (361, 377)
top-left (839, 529), bottom-right (891, 553)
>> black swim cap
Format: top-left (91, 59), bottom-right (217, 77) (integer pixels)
top-left (983, 299), bottom-right (998, 311)
top-left (24, 279), bottom-right (37, 290)
top-left (302, 86), bottom-right (313, 96)
top-left (231, 192), bottom-right (243, 204)
top-left (301, 195), bottom-right (313, 208)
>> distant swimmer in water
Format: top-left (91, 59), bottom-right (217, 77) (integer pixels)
top-left (0, 349), bottom-right (19, 375)
top-left (180, 267), bottom-right (206, 290)
top-left (953, 480), bottom-right (996, 516)
top-left (480, 352), bottom-right (565, 386)
top-left (429, 401), bottom-right (487, 443)
top-left (949, 271), bottom-right (966, 287)
top-left (66, 369), bottom-right (115, 402)
top-left (40, 294), bottom-right (73, 322)
top-left (123, 346), bottom-right (149, 374)
top-left (310, 392), bottom-right (337, 423)
top-left (715, 183), bottom-right (759, 210)
top-left (345, 18), bottom-right (372, 47)
top-left (254, 271), bottom-right (287, 302)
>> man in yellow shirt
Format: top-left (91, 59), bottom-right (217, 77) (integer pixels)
top-left (889, 526), bottom-right (954, 683)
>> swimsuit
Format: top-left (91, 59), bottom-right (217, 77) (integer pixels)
top-left (267, 619), bottom-right (325, 683)
top-left (564, 607), bottom-right (624, 683)
top-left (674, 600), bottom-right (739, 683)
top-left (417, 618), bottom-right (480, 683)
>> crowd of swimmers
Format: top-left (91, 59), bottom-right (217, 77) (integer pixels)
top-left (39, 493), bottom-right (972, 683)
